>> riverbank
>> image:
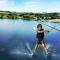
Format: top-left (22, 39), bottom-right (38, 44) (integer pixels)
top-left (48, 19), bottom-right (60, 23)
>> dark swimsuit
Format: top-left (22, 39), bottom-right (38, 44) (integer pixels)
top-left (36, 29), bottom-right (44, 44)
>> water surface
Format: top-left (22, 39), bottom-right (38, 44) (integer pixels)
top-left (0, 19), bottom-right (60, 60)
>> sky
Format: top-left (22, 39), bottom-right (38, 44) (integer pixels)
top-left (0, 0), bottom-right (60, 13)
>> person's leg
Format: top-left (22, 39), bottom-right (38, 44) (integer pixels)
top-left (41, 42), bottom-right (48, 54)
top-left (32, 43), bottom-right (38, 53)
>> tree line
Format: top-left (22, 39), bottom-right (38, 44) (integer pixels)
top-left (0, 11), bottom-right (60, 20)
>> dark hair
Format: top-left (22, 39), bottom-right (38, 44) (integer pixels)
top-left (37, 24), bottom-right (42, 28)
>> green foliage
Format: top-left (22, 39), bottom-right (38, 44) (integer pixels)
top-left (0, 11), bottom-right (60, 20)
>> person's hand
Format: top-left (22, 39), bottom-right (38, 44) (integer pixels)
top-left (45, 30), bottom-right (50, 35)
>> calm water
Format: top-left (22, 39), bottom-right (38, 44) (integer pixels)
top-left (0, 19), bottom-right (60, 60)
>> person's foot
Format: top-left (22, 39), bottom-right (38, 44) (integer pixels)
top-left (44, 47), bottom-right (48, 55)
top-left (46, 51), bottom-right (48, 54)
top-left (32, 49), bottom-right (35, 53)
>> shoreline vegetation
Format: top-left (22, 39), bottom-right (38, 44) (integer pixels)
top-left (0, 11), bottom-right (60, 22)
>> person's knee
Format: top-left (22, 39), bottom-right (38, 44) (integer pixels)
top-left (42, 43), bottom-right (45, 48)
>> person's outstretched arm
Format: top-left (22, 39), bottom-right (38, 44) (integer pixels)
top-left (37, 29), bottom-right (52, 33)
top-left (44, 28), bottom-right (53, 32)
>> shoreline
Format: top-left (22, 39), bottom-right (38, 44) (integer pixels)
top-left (47, 19), bottom-right (60, 23)
top-left (0, 18), bottom-right (60, 23)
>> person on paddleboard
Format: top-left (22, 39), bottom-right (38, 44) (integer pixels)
top-left (33, 24), bottom-right (50, 54)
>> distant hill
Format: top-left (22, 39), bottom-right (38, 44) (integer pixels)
top-left (0, 11), bottom-right (60, 20)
